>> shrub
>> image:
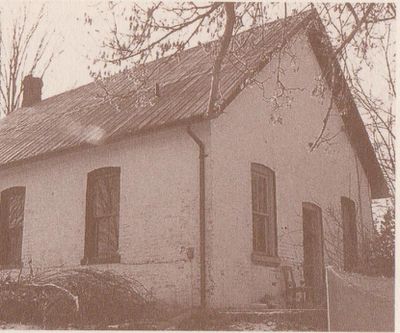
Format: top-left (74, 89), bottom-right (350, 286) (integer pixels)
top-left (359, 208), bottom-right (395, 277)
top-left (0, 268), bottom-right (155, 328)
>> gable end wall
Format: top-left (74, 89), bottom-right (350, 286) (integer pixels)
top-left (207, 33), bottom-right (374, 308)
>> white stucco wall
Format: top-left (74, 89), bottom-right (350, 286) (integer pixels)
top-left (0, 123), bottom-right (211, 306)
top-left (206, 33), bottom-right (374, 308)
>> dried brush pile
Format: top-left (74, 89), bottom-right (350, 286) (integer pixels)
top-left (0, 268), bottom-right (156, 328)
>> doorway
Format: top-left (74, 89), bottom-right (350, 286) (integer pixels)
top-left (302, 202), bottom-right (326, 307)
top-left (341, 197), bottom-right (358, 272)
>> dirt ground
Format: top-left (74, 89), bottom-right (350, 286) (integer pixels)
top-left (104, 310), bottom-right (325, 330)
top-left (1, 308), bottom-right (326, 331)
top-left (175, 310), bottom-right (327, 331)
top-left (0, 323), bottom-right (40, 330)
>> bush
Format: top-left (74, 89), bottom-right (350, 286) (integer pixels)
top-left (0, 268), bottom-right (155, 328)
top-left (360, 208), bottom-right (395, 277)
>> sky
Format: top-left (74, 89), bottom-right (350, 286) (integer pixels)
top-left (31, 0), bottom-right (97, 97)
top-left (0, 0), bottom-right (309, 99)
top-left (1, 0), bottom-right (99, 98)
top-left (1, 1), bottom-right (393, 99)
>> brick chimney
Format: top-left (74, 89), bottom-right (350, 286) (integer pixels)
top-left (22, 75), bottom-right (43, 107)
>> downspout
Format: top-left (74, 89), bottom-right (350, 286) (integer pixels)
top-left (187, 125), bottom-right (207, 309)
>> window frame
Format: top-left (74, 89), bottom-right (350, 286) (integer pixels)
top-left (0, 186), bottom-right (26, 268)
top-left (82, 167), bottom-right (121, 265)
top-left (250, 163), bottom-right (280, 266)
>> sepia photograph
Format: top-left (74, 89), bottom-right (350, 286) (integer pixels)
top-left (0, 1), bottom-right (396, 331)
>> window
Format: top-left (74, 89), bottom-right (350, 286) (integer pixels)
top-left (83, 167), bottom-right (121, 264)
top-left (0, 187), bottom-right (26, 267)
top-left (341, 197), bottom-right (358, 272)
top-left (251, 163), bottom-right (277, 258)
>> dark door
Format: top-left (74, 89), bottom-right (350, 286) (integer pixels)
top-left (341, 197), bottom-right (358, 272)
top-left (302, 202), bottom-right (325, 307)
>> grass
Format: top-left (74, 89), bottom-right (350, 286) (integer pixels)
top-left (0, 268), bottom-right (158, 329)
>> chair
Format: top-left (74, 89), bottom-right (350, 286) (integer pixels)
top-left (281, 265), bottom-right (308, 308)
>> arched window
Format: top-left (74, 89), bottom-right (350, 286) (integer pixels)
top-left (251, 163), bottom-right (277, 257)
top-left (0, 186), bottom-right (26, 266)
top-left (83, 167), bottom-right (121, 264)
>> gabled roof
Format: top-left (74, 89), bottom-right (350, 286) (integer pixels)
top-left (0, 9), bottom-right (388, 198)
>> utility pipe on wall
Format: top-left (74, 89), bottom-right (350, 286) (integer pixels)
top-left (187, 126), bottom-right (207, 309)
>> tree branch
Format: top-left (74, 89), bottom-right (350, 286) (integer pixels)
top-left (334, 4), bottom-right (374, 57)
top-left (207, 2), bottom-right (235, 114)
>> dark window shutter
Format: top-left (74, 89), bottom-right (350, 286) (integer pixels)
top-left (84, 175), bottom-right (96, 260)
top-left (0, 187), bottom-right (25, 266)
top-left (84, 167), bottom-right (120, 263)
top-left (0, 198), bottom-right (5, 264)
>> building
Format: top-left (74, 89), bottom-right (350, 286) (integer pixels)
top-left (0, 10), bottom-right (388, 309)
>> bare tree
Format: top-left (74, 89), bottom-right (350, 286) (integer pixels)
top-left (316, 3), bottom-right (395, 201)
top-left (84, 2), bottom-right (285, 113)
top-left (84, 2), bottom-right (395, 198)
top-left (0, 4), bottom-right (63, 116)
top-left (358, 25), bottom-right (395, 199)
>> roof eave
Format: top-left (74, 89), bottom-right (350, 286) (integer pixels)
top-left (0, 114), bottom-right (212, 171)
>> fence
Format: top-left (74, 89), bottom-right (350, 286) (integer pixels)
top-left (326, 266), bottom-right (394, 332)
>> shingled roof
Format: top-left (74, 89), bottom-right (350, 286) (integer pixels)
top-left (0, 9), bottom-right (388, 199)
